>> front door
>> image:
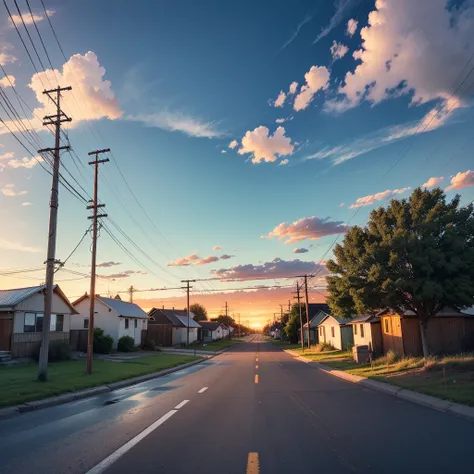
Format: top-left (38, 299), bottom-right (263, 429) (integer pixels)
top-left (0, 317), bottom-right (13, 350)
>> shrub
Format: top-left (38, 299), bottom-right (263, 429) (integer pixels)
top-left (94, 328), bottom-right (114, 354)
top-left (376, 349), bottom-right (402, 365)
top-left (33, 340), bottom-right (71, 362)
top-left (141, 338), bottom-right (159, 351)
top-left (118, 336), bottom-right (136, 352)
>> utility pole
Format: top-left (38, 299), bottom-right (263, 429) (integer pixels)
top-left (293, 282), bottom-right (304, 351)
top-left (86, 148), bottom-right (109, 376)
top-left (181, 279), bottom-right (196, 347)
top-left (295, 275), bottom-right (311, 349)
top-left (225, 301), bottom-right (231, 339)
top-left (128, 285), bottom-right (135, 303)
top-left (37, 86), bottom-right (72, 381)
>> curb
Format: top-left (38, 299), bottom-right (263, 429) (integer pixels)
top-left (0, 357), bottom-right (208, 421)
top-left (283, 349), bottom-right (474, 422)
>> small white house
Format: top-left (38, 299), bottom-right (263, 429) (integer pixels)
top-left (0, 284), bottom-right (77, 357)
top-left (346, 314), bottom-right (383, 357)
top-left (148, 308), bottom-right (201, 345)
top-left (199, 321), bottom-right (226, 342)
top-left (72, 294), bottom-right (148, 348)
top-left (317, 312), bottom-right (354, 350)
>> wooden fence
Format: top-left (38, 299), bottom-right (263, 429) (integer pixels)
top-left (143, 324), bottom-right (173, 347)
top-left (11, 332), bottom-right (69, 358)
top-left (70, 329), bottom-right (89, 352)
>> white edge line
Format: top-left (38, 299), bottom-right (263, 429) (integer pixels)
top-left (198, 387), bottom-right (208, 393)
top-left (85, 409), bottom-right (178, 474)
top-left (174, 399), bottom-right (190, 409)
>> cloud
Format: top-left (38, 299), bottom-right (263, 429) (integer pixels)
top-left (330, 0), bottom-right (474, 120)
top-left (9, 9), bottom-right (55, 26)
top-left (97, 261), bottom-right (122, 268)
top-left (0, 152), bottom-right (15, 160)
top-left (349, 187), bottom-right (411, 208)
top-left (339, 202), bottom-right (345, 207)
top-left (0, 47), bottom-right (16, 66)
top-left (99, 270), bottom-right (146, 280)
top-left (278, 159), bottom-right (289, 166)
top-left (293, 248), bottom-right (309, 254)
top-left (267, 216), bottom-right (350, 244)
top-left (279, 16), bottom-right (313, 52)
top-left (275, 116), bottom-right (293, 124)
top-left (446, 170), bottom-right (474, 191)
top-left (314, 0), bottom-right (359, 43)
top-left (0, 238), bottom-right (40, 253)
top-left (7, 155), bottom-right (42, 169)
top-left (21, 202), bottom-right (32, 206)
top-left (346, 18), bottom-right (358, 36)
top-left (238, 126), bottom-right (294, 164)
top-left (221, 150), bottom-right (227, 154)
top-left (422, 177), bottom-right (444, 188)
top-left (273, 90), bottom-right (286, 108)
top-left (168, 254), bottom-right (220, 266)
top-left (1, 184), bottom-right (27, 196)
top-left (330, 41), bottom-right (349, 61)
top-left (0, 75), bottom-right (15, 88)
top-left (212, 258), bottom-right (327, 281)
top-left (129, 111), bottom-right (223, 138)
top-left (288, 81), bottom-right (298, 95)
top-left (212, 245), bottom-right (222, 251)
top-left (229, 140), bottom-right (239, 149)
top-left (293, 66), bottom-right (330, 111)
top-left (220, 254), bottom-right (234, 260)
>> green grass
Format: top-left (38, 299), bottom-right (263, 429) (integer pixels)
top-left (268, 339), bottom-right (300, 350)
top-left (189, 339), bottom-right (243, 352)
top-left (0, 354), bottom-right (200, 408)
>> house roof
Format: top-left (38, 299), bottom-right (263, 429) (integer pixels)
top-left (346, 314), bottom-right (379, 324)
top-left (318, 312), bottom-right (351, 326)
top-left (379, 307), bottom-right (474, 318)
top-left (175, 315), bottom-right (201, 328)
top-left (148, 308), bottom-right (199, 327)
top-left (0, 284), bottom-right (78, 313)
top-left (98, 296), bottom-right (148, 319)
top-left (200, 321), bottom-right (224, 331)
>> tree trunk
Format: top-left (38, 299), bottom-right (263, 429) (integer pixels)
top-left (419, 319), bottom-right (430, 358)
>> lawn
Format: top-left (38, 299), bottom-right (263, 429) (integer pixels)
top-left (0, 354), bottom-right (200, 408)
top-left (189, 338), bottom-right (243, 352)
top-left (268, 339), bottom-right (300, 350)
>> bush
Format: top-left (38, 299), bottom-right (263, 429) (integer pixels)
top-left (94, 327), bottom-right (114, 354)
top-left (141, 339), bottom-right (160, 351)
top-left (33, 340), bottom-right (71, 362)
top-left (376, 349), bottom-right (402, 365)
top-left (313, 342), bottom-right (337, 352)
top-left (118, 336), bottom-right (136, 352)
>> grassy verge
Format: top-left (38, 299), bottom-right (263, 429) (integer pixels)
top-left (0, 354), bottom-right (200, 408)
top-left (268, 339), bottom-right (301, 350)
top-left (189, 339), bottom-right (243, 352)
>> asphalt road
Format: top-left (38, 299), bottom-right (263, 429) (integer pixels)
top-left (0, 335), bottom-right (473, 474)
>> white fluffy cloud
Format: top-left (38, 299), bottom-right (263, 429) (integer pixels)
top-left (228, 140), bottom-right (238, 149)
top-left (330, 41), bottom-right (349, 60)
top-left (288, 81), bottom-right (298, 95)
top-left (1, 184), bottom-right (27, 197)
top-left (293, 248), bottom-right (308, 254)
top-left (278, 159), bottom-right (289, 166)
top-left (267, 216), bottom-right (349, 244)
top-left (349, 187), bottom-right (411, 208)
top-left (346, 18), bottom-right (358, 36)
top-left (21, 202), bottom-right (32, 206)
top-left (213, 245), bottom-right (222, 251)
top-left (293, 66), bottom-right (330, 111)
top-left (331, 0), bottom-right (474, 120)
top-left (274, 90), bottom-right (286, 107)
top-left (446, 170), bottom-right (474, 191)
top-left (238, 126), bottom-right (294, 164)
top-left (9, 9), bottom-right (55, 26)
top-left (0, 75), bottom-right (15, 88)
top-left (7, 156), bottom-right (42, 169)
top-left (0, 45), bottom-right (16, 66)
top-left (422, 176), bottom-right (444, 188)
top-left (0, 238), bottom-right (39, 253)
top-left (221, 150), bottom-right (227, 154)
top-left (168, 254), bottom-right (227, 266)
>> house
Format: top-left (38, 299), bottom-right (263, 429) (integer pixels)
top-left (346, 314), bottom-right (383, 357)
top-left (317, 311), bottom-right (354, 350)
top-left (199, 321), bottom-right (227, 342)
top-left (297, 303), bottom-right (330, 344)
top-left (380, 308), bottom-right (474, 356)
top-left (148, 308), bottom-right (201, 345)
top-left (72, 294), bottom-right (148, 348)
top-left (0, 285), bottom-right (77, 357)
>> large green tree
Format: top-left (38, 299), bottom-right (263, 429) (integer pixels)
top-left (284, 304), bottom-right (306, 344)
top-left (326, 188), bottom-right (474, 357)
top-left (190, 303), bottom-right (208, 321)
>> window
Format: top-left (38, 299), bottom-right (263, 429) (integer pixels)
top-left (84, 318), bottom-right (89, 329)
top-left (125, 318), bottom-right (129, 329)
top-left (360, 324), bottom-right (364, 338)
top-left (384, 319), bottom-right (389, 333)
top-left (331, 326), bottom-right (335, 338)
top-left (354, 324), bottom-right (357, 335)
top-left (56, 315), bottom-right (64, 332)
top-left (24, 313), bottom-right (36, 332)
top-left (134, 319), bottom-right (138, 329)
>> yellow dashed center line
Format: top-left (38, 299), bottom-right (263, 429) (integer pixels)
top-left (246, 453), bottom-right (259, 474)
top-left (255, 364), bottom-right (258, 369)
top-left (254, 374), bottom-right (259, 384)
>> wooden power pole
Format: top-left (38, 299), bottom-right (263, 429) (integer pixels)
top-left (37, 85), bottom-right (72, 381)
top-left (303, 275), bottom-right (311, 349)
top-left (128, 285), bottom-right (135, 303)
top-left (181, 279), bottom-right (196, 347)
top-left (293, 282), bottom-right (304, 351)
top-left (86, 148), bottom-right (109, 375)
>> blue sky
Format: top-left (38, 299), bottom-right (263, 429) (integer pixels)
top-left (1, 0), bottom-right (474, 322)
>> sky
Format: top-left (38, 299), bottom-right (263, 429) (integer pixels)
top-left (1, 0), bottom-right (474, 326)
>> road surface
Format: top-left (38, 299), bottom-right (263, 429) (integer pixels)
top-left (0, 335), bottom-right (472, 473)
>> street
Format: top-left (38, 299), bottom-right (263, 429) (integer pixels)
top-left (0, 336), bottom-right (472, 474)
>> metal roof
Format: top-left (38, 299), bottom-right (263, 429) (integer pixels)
top-left (199, 321), bottom-right (222, 331)
top-left (0, 285), bottom-right (46, 308)
top-left (346, 314), bottom-right (379, 324)
top-left (175, 315), bottom-right (202, 328)
top-left (98, 296), bottom-right (148, 319)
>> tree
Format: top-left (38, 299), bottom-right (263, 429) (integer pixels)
top-left (190, 303), bottom-right (208, 321)
top-left (326, 188), bottom-right (474, 357)
top-left (211, 314), bottom-right (235, 326)
top-left (284, 304), bottom-right (306, 343)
